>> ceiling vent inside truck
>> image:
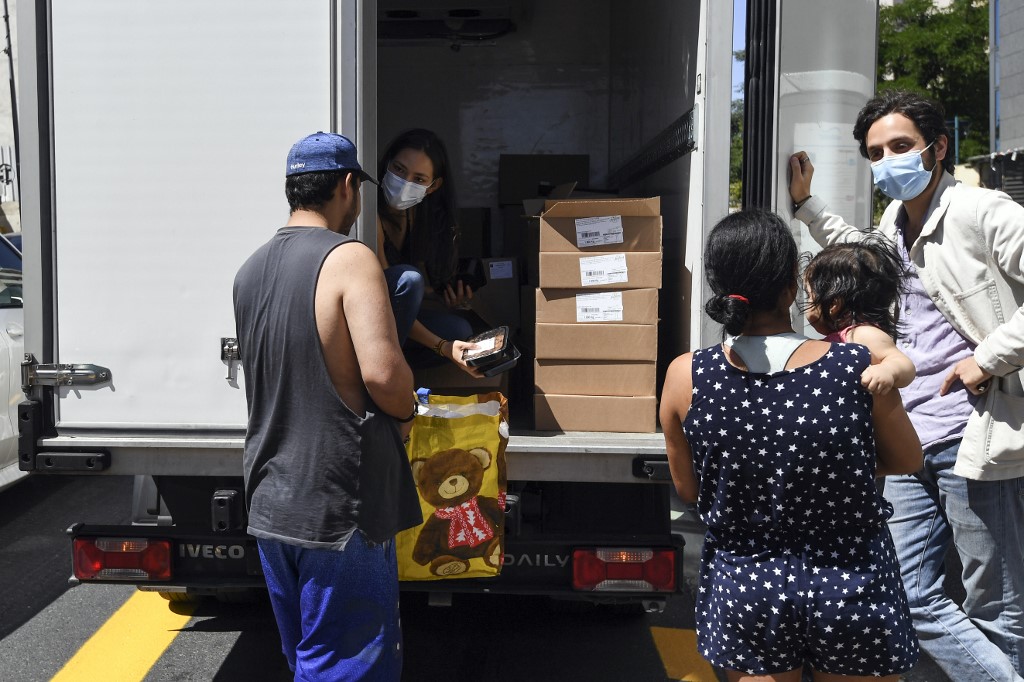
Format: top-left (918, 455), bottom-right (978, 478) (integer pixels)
top-left (378, 1), bottom-right (523, 45)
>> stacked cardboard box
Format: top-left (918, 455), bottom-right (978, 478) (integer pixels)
top-left (532, 197), bottom-right (662, 433)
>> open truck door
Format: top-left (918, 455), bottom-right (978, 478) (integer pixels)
top-left (688, 0), bottom-right (878, 349)
top-left (19, 1), bottom-right (374, 467)
top-left (17, 0), bottom-right (375, 594)
top-left (743, 0), bottom-right (877, 241)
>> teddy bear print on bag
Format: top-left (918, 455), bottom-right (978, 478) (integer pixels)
top-left (411, 447), bottom-right (504, 576)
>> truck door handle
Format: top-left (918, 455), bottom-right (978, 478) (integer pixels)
top-left (6, 324), bottom-right (22, 338)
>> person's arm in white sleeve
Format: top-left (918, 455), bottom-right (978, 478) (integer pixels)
top-left (789, 152), bottom-right (872, 247)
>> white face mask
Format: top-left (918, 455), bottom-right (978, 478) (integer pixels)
top-left (382, 169), bottom-right (430, 210)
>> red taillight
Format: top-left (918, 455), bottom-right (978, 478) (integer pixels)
top-left (572, 548), bottom-right (676, 592)
top-left (73, 537), bottom-right (172, 581)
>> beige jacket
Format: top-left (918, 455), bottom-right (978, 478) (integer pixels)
top-left (795, 172), bottom-right (1024, 480)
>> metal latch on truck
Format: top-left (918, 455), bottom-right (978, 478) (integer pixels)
top-left (21, 353), bottom-right (112, 394)
top-left (221, 337), bottom-right (240, 382)
top-left (18, 354), bottom-right (113, 473)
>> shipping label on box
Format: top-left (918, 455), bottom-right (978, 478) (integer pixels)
top-left (535, 323), bottom-right (657, 361)
top-left (535, 288), bottom-right (659, 324)
top-left (534, 359), bottom-right (656, 396)
top-left (576, 291), bottom-right (623, 321)
top-left (575, 216), bottom-right (623, 248)
top-left (533, 394), bottom-right (657, 433)
top-left (539, 214), bottom-right (662, 252)
top-left (539, 251), bottom-right (662, 289)
top-left (580, 253), bottom-right (628, 286)
top-left (488, 259), bottom-right (515, 280)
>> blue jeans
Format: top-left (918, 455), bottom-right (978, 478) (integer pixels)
top-left (884, 439), bottom-right (1024, 681)
top-left (257, 533), bottom-right (402, 681)
top-left (384, 264), bottom-right (473, 367)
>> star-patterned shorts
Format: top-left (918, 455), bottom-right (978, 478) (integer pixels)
top-left (696, 524), bottom-right (919, 677)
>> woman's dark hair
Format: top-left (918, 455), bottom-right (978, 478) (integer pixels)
top-left (802, 236), bottom-right (908, 339)
top-left (853, 89), bottom-right (954, 174)
top-left (285, 170), bottom-right (350, 213)
top-left (377, 128), bottom-right (458, 290)
top-left (704, 209), bottom-right (799, 337)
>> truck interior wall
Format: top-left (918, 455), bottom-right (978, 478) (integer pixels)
top-left (378, 0), bottom-right (701, 385)
top-left (608, 0), bottom-right (700, 371)
top-left (377, 0), bottom-right (612, 216)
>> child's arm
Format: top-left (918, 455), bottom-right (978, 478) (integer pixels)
top-left (847, 325), bottom-right (916, 395)
top-left (659, 353), bottom-right (699, 503)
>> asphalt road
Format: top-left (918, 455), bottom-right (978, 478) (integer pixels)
top-left (0, 474), bottom-right (715, 682)
top-left (0, 474), bottom-right (953, 681)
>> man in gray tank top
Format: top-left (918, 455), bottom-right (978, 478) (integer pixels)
top-left (233, 132), bottom-right (422, 681)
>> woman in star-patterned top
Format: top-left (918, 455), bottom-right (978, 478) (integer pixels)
top-left (661, 209), bottom-right (924, 682)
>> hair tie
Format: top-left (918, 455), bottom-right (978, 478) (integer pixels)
top-left (727, 294), bottom-right (749, 304)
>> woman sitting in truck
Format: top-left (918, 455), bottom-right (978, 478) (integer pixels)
top-left (659, 208), bottom-right (923, 681)
top-left (376, 128), bottom-right (479, 376)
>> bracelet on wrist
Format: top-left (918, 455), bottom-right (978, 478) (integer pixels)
top-left (432, 339), bottom-right (449, 357)
top-left (793, 195), bottom-right (812, 211)
top-left (396, 402), bottom-right (418, 423)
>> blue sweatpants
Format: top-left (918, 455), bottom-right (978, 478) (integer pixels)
top-left (257, 533), bottom-right (402, 681)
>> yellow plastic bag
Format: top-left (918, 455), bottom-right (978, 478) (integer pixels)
top-left (396, 392), bottom-right (509, 580)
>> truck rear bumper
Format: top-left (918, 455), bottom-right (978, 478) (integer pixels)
top-left (32, 430), bottom-right (671, 483)
top-left (66, 525), bottom-right (685, 602)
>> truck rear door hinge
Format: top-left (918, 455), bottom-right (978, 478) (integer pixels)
top-left (22, 353), bottom-right (112, 394)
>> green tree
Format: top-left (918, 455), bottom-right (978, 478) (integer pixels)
top-left (877, 0), bottom-right (989, 161)
top-left (730, 98), bottom-right (743, 210)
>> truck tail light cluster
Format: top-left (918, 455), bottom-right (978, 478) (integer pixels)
top-left (73, 537), bottom-right (172, 581)
top-left (572, 547), bottom-right (676, 592)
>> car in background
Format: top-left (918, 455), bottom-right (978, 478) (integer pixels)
top-left (0, 234), bottom-right (23, 491)
top-left (0, 232), bottom-right (19, 271)
top-left (3, 232), bottom-right (20, 253)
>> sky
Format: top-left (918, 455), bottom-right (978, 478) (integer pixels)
top-left (732, 0), bottom-right (746, 100)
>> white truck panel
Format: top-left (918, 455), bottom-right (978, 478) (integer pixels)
top-left (49, 0), bottom-right (334, 429)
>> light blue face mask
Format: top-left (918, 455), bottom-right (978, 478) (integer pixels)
top-left (870, 142), bottom-right (935, 201)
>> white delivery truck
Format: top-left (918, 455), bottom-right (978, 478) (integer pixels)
top-left (15, 0), bottom-right (876, 608)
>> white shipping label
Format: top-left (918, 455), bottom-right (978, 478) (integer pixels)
top-left (488, 260), bottom-right (515, 279)
top-left (579, 253), bottom-right (628, 286)
top-left (575, 215), bottom-right (624, 248)
top-left (576, 291), bottom-right (624, 322)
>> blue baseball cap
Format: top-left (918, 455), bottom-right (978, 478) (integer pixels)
top-left (285, 131), bottom-right (378, 185)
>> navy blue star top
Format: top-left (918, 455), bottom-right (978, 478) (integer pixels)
top-left (681, 342), bottom-right (918, 676)
top-left (684, 342), bottom-right (892, 536)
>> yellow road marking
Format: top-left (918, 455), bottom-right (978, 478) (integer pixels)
top-left (650, 626), bottom-right (718, 681)
top-left (51, 591), bottom-right (194, 682)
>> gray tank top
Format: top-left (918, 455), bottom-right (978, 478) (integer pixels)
top-left (233, 227), bottom-right (422, 548)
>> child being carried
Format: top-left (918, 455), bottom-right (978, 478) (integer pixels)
top-left (803, 237), bottom-right (916, 395)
